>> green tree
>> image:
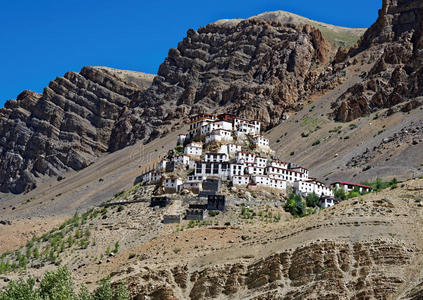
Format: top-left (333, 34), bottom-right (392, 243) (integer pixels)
top-left (334, 189), bottom-right (346, 201)
top-left (305, 192), bottom-right (320, 207)
top-left (39, 267), bottom-right (77, 300)
top-left (285, 193), bottom-right (305, 217)
top-left (374, 177), bottom-right (383, 191)
top-left (0, 278), bottom-right (42, 300)
top-left (93, 277), bottom-right (113, 300)
top-left (174, 145), bottom-right (184, 155)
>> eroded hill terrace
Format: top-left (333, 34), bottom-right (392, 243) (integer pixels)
top-left (0, 178), bottom-right (422, 299)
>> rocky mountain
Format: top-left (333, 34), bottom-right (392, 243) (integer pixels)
top-left (110, 18), bottom-right (354, 150)
top-left (215, 10), bottom-right (365, 48)
top-left (2, 13), bottom-right (362, 193)
top-left (3, 2), bottom-right (423, 298)
top-left (3, 0), bottom-right (423, 194)
top-left (333, 0), bottom-right (423, 121)
top-left (0, 67), bottom-right (154, 193)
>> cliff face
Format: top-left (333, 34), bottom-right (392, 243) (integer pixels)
top-left (110, 19), bottom-right (341, 150)
top-left (128, 241), bottom-right (414, 299)
top-left (0, 67), bottom-right (154, 193)
top-left (333, 0), bottom-right (423, 121)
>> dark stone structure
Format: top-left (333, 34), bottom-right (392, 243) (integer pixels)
top-left (163, 214), bottom-right (182, 224)
top-left (165, 161), bottom-right (175, 173)
top-left (207, 195), bottom-right (226, 211)
top-left (202, 179), bottom-right (221, 193)
top-left (150, 196), bottom-right (171, 208)
top-left (186, 209), bottom-right (206, 221)
top-left (189, 203), bottom-right (207, 210)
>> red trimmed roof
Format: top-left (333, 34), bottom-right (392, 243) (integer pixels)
top-left (332, 181), bottom-right (372, 189)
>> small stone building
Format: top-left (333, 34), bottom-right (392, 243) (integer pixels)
top-left (207, 195), bottom-right (225, 211)
top-left (150, 196), bottom-right (171, 208)
top-left (185, 209), bottom-right (206, 221)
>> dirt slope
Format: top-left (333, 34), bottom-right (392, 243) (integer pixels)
top-left (2, 178), bottom-right (423, 299)
top-left (266, 50), bottom-right (423, 184)
top-left (0, 128), bottom-right (184, 223)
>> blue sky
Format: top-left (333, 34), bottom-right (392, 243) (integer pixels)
top-left (0, 0), bottom-right (380, 107)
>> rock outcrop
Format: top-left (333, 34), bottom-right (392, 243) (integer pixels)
top-left (110, 19), bottom-right (344, 150)
top-left (0, 67), bottom-right (154, 193)
top-left (126, 240), bottom-right (414, 299)
top-left (333, 0), bottom-right (423, 121)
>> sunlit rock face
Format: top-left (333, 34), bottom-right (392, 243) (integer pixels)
top-left (333, 0), bottom-right (423, 122)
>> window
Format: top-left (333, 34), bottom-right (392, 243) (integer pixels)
top-left (206, 163), bottom-right (212, 174)
top-left (213, 164), bottom-right (219, 174)
top-left (196, 165), bottom-right (202, 174)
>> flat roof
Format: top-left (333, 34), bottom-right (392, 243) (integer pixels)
top-left (332, 181), bottom-right (372, 189)
top-left (266, 166), bottom-right (287, 170)
top-left (237, 151), bottom-right (257, 156)
top-left (290, 166), bottom-right (309, 171)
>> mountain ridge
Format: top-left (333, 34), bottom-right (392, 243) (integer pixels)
top-left (213, 10), bottom-right (366, 47)
top-left (0, 66), bottom-right (155, 193)
top-left (1, 1), bottom-right (423, 195)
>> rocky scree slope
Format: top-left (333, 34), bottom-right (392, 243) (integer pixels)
top-left (0, 67), bottom-right (154, 193)
top-left (333, 0), bottom-right (423, 121)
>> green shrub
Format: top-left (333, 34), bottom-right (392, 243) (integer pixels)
top-left (115, 282), bottom-right (130, 300)
top-left (312, 140), bottom-right (320, 146)
top-left (347, 191), bottom-right (361, 199)
top-left (208, 211), bottom-right (219, 217)
top-left (305, 192), bottom-right (320, 208)
top-left (39, 267), bottom-right (76, 300)
top-left (77, 285), bottom-right (91, 300)
top-left (93, 277), bottom-right (113, 300)
top-left (0, 266), bottom-right (131, 300)
top-left (334, 189), bottom-right (347, 201)
top-left (113, 242), bottom-right (120, 254)
top-left (284, 193), bottom-right (305, 217)
top-left (187, 220), bottom-right (195, 228)
top-left (0, 278), bottom-right (41, 300)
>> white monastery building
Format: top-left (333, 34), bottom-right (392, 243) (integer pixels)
top-left (293, 180), bottom-right (334, 197)
top-left (140, 113), bottom-right (335, 198)
top-left (184, 142), bottom-right (203, 156)
top-left (164, 177), bottom-right (183, 192)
